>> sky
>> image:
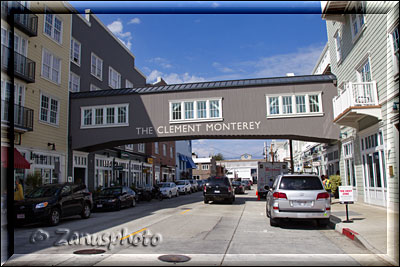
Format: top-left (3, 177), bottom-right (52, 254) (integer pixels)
top-left (69, 1), bottom-right (328, 159)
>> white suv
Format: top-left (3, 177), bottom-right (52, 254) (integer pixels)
top-left (176, 180), bottom-right (192, 195)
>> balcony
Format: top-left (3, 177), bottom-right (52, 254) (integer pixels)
top-left (1, 1), bottom-right (38, 37)
top-left (333, 81), bottom-right (382, 128)
top-left (1, 45), bottom-right (36, 83)
top-left (321, 1), bottom-right (350, 22)
top-left (1, 100), bottom-right (34, 132)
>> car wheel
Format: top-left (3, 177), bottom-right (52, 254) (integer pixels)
top-left (269, 213), bottom-right (280, 227)
top-left (115, 201), bottom-right (121, 211)
top-left (204, 198), bottom-right (209, 204)
top-left (317, 219), bottom-right (330, 227)
top-left (176, 191), bottom-right (179, 197)
top-left (49, 208), bottom-right (60, 226)
top-left (81, 202), bottom-right (91, 219)
top-left (168, 192), bottom-right (172, 199)
top-left (131, 198), bottom-right (136, 207)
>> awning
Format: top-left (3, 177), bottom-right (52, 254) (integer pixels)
top-left (1, 146), bottom-right (30, 169)
top-left (186, 157), bottom-right (197, 169)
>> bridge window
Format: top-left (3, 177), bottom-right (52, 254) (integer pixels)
top-left (266, 93), bottom-right (323, 118)
top-left (170, 98), bottom-right (222, 123)
top-left (81, 104), bottom-right (129, 128)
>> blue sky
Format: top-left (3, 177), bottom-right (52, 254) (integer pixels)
top-left (69, 1), bottom-right (328, 159)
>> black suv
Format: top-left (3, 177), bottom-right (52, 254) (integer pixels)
top-left (203, 176), bottom-right (235, 204)
top-left (14, 183), bottom-right (93, 226)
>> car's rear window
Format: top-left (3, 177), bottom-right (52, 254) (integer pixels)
top-left (208, 177), bottom-right (230, 186)
top-left (279, 176), bottom-right (323, 190)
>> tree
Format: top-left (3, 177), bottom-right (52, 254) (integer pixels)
top-left (213, 153), bottom-right (225, 161)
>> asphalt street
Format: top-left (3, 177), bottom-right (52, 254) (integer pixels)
top-left (6, 190), bottom-right (392, 266)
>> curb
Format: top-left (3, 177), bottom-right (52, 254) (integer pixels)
top-left (329, 216), bottom-right (398, 266)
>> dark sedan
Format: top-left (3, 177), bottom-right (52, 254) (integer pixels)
top-left (204, 176), bottom-right (235, 204)
top-left (94, 186), bottom-right (136, 211)
top-left (14, 183), bottom-right (92, 226)
top-left (232, 180), bottom-right (245, 194)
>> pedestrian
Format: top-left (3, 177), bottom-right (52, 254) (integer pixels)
top-left (322, 175), bottom-right (333, 202)
top-left (14, 179), bottom-right (24, 201)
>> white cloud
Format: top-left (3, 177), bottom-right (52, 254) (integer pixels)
top-left (146, 69), bottom-right (206, 84)
top-left (128, 18), bottom-right (141, 24)
top-left (149, 57), bottom-right (173, 69)
top-left (107, 19), bottom-right (132, 50)
top-left (212, 62), bottom-right (234, 73)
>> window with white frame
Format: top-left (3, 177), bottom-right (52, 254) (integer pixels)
top-left (81, 104), bottom-right (129, 128)
top-left (90, 84), bottom-right (101, 91)
top-left (266, 93), bottom-right (323, 118)
top-left (358, 58), bottom-right (372, 82)
top-left (41, 49), bottom-right (61, 84)
top-left (70, 38), bottom-right (81, 65)
top-left (202, 164), bottom-right (209, 170)
top-left (343, 141), bottom-right (356, 187)
top-left (109, 67), bottom-right (121, 89)
top-left (125, 144), bottom-right (134, 151)
top-left (138, 143), bottom-right (145, 153)
top-left (91, 53), bottom-right (103, 80)
top-left (390, 26), bottom-right (399, 75)
top-left (126, 79), bottom-right (133, 88)
top-left (40, 94), bottom-right (59, 125)
top-left (350, 2), bottom-right (365, 40)
top-left (69, 72), bottom-right (80, 92)
top-left (170, 98), bottom-right (222, 122)
top-left (334, 30), bottom-right (342, 62)
top-left (44, 11), bottom-right (62, 44)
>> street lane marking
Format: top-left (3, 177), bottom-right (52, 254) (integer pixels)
top-left (120, 227), bottom-right (147, 241)
top-left (180, 209), bottom-right (191, 215)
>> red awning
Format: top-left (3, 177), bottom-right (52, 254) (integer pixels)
top-left (1, 146), bottom-right (30, 169)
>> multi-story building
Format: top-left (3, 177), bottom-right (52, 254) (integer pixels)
top-left (322, 1), bottom-right (399, 208)
top-left (1, 1), bottom-right (72, 186)
top-left (147, 141), bottom-right (176, 184)
top-left (218, 154), bottom-right (259, 182)
top-left (67, 9), bottom-right (150, 190)
top-left (192, 154), bottom-right (216, 180)
top-left (175, 140), bottom-right (196, 180)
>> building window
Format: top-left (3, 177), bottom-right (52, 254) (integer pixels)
top-left (91, 53), bottom-right (103, 80)
top-left (170, 98), bottom-right (222, 122)
top-left (40, 94), bottom-right (59, 125)
top-left (269, 96), bottom-right (279, 115)
top-left (126, 79), bottom-right (133, 88)
top-left (155, 142), bottom-right (159, 154)
top-left (266, 93), bottom-right (323, 118)
top-left (202, 164), bottom-right (209, 170)
top-left (109, 67), bottom-right (121, 89)
top-left (41, 49), bottom-right (61, 84)
top-left (69, 72), bottom-right (80, 92)
top-left (358, 58), bottom-right (372, 82)
top-left (70, 38), bottom-right (81, 65)
top-left (350, 2), bottom-right (365, 40)
top-left (44, 11), bottom-right (63, 44)
top-left (296, 95), bottom-right (306, 113)
top-left (138, 143), bottom-right (145, 153)
top-left (81, 104), bottom-right (129, 128)
top-left (163, 144), bottom-right (167, 156)
top-left (170, 147), bottom-right (174, 158)
top-left (90, 84), bottom-right (101, 91)
top-left (334, 31), bottom-right (342, 62)
top-left (391, 26), bottom-right (399, 76)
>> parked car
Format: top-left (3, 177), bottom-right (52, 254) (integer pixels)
top-left (188, 180), bottom-right (199, 192)
top-left (158, 182), bottom-right (179, 198)
top-left (196, 180), bottom-right (205, 191)
top-left (203, 176), bottom-right (235, 204)
top-left (176, 180), bottom-right (192, 195)
top-left (94, 186), bottom-right (136, 211)
top-left (14, 183), bottom-right (92, 226)
top-left (242, 179), bottom-right (252, 190)
top-left (265, 174), bottom-right (331, 227)
top-left (232, 180), bottom-right (245, 194)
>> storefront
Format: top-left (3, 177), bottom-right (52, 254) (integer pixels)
top-left (95, 155), bottom-right (113, 189)
top-left (73, 151), bottom-right (88, 185)
top-left (130, 161), bottom-right (141, 188)
top-left (27, 150), bottom-right (65, 185)
top-left (114, 158), bottom-right (129, 186)
top-left (142, 162), bottom-right (153, 187)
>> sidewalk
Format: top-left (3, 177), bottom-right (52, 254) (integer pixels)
top-left (329, 199), bottom-right (399, 266)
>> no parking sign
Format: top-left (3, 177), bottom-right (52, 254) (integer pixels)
top-left (338, 186), bottom-right (354, 204)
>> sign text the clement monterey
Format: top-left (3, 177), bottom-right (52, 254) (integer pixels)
top-left (136, 121), bottom-right (262, 136)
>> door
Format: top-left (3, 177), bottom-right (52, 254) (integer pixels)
top-left (59, 185), bottom-right (74, 217)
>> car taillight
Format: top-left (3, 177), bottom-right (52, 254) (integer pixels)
top-left (273, 192), bottom-right (287, 199)
top-left (317, 192), bottom-right (330, 200)
top-left (228, 186), bottom-right (232, 192)
top-left (204, 185), bottom-right (206, 192)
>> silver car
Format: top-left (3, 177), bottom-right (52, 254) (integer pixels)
top-left (265, 174), bottom-right (331, 227)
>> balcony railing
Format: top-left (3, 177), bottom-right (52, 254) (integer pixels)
top-left (333, 81), bottom-right (379, 119)
top-left (1, 100), bottom-right (34, 132)
top-left (1, 45), bottom-right (36, 83)
top-left (1, 1), bottom-right (38, 37)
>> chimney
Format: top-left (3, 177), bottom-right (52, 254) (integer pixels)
top-left (85, 9), bottom-right (91, 22)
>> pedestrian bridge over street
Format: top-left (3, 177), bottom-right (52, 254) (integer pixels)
top-left (70, 74), bottom-right (340, 151)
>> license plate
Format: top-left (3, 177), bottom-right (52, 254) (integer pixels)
top-left (214, 190), bottom-right (220, 193)
top-left (97, 204), bottom-right (103, 208)
top-left (17, 214), bottom-right (25, 219)
top-left (292, 201), bottom-right (312, 207)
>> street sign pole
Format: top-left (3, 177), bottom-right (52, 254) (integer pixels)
top-left (343, 203), bottom-right (353, 223)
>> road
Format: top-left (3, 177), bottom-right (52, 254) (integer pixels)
top-left (5, 189), bottom-right (392, 266)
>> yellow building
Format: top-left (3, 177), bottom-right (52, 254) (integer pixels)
top-left (1, 1), bottom-right (73, 185)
